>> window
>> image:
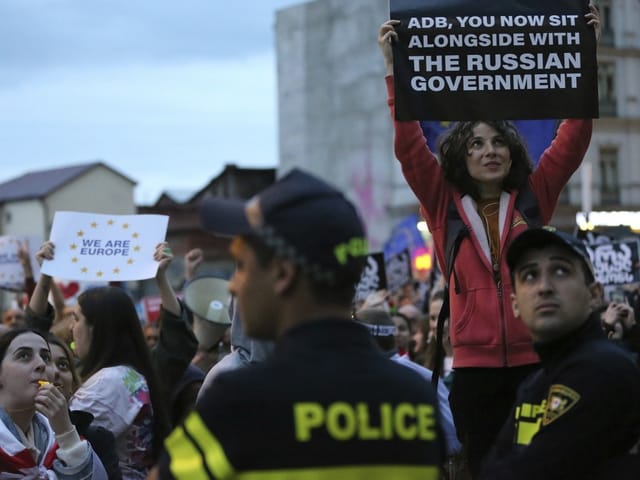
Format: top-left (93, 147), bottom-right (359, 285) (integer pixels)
top-left (598, 0), bottom-right (614, 46)
top-left (599, 147), bottom-right (620, 206)
top-left (598, 62), bottom-right (617, 117)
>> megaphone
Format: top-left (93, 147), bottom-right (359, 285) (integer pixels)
top-left (183, 276), bottom-right (232, 350)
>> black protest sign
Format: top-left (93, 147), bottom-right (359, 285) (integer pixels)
top-left (390, 0), bottom-right (598, 120)
top-left (385, 249), bottom-right (413, 293)
top-left (354, 252), bottom-right (388, 303)
top-left (587, 240), bottom-right (640, 286)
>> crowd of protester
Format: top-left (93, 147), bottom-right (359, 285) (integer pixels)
top-left (2, 194), bottom-right (640, 479)
top-left (0, 3), bottom-right (639, 479)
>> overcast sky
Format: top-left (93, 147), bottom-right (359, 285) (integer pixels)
top-left (0, 0), bottom-right (303, 204)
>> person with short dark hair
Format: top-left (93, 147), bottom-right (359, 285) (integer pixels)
top-left (354, 307), bottom-right (460, 457)
top-left (157, 168), bottom-right (445, 479)
top-left (480, 227), bottom-right (640, 479)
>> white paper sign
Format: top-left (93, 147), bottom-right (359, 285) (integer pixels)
top-left (41, 212), bottom-right (169, 281)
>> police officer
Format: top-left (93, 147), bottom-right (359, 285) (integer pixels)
top-left (354, 307), bottom-right (460, 456)
top-left (480, 227), bottom-right (640, 479)
top-left (156, 169), bottom-right (445, 479)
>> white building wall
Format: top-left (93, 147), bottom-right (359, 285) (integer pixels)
top-left (276, 0), bottom-right (412, 250)
top-left (618, 0), bottom-right (640, 48)
top-left (45, 165), bottom-right (136, 233)
top-left (1, 200), bottom-right (47, 237)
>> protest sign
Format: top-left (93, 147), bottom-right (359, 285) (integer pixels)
top-left (0, 235), bottom-right (41, 291)
top-left (354, 252), bottom-right (387, 303)
top-left (391, 0), bottom-right (598, 120)
top-left (41, 212), bottom-right (169, 281)
top-left (586, 239), bottom-right (640, 286)
top-left (385, 249), bottom-right (413, 293)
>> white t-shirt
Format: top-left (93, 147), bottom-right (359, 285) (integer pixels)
top-left (70, 365), bottom-right (153, 480)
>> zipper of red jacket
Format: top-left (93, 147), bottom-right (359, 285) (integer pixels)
top-left (495, 266), bottom-right (509, 366)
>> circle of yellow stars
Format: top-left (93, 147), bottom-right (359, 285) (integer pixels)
top-left (68, 219), bottom-right (142, 278)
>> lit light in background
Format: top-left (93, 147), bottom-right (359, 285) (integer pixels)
top-left (576, 211), bottom-right (640, 232)
top-left (413, 247), bottom-right (432, 272)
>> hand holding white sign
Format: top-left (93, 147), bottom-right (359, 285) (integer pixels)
top-left (41, 212), bottom-right (169, 281)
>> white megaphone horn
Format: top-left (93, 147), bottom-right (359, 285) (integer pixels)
top-left (183, 276), bottom-right (232, 350)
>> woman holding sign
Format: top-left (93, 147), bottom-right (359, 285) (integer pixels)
top-left (378, 4), bottom-right (599, 476)
top-left (28, 241), bottom-right (170, 480)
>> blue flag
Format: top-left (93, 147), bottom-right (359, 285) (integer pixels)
top-left (384, 213), bottom-right (426, 260)
top-left (513, 120), bottom-right (559, 166)
top-left (420, 120), bottom-right (558, 167)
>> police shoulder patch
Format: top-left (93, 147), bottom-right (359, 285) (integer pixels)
top-left (542, 384), bottom-right (581, 426)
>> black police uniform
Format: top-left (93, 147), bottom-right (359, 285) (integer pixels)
top-left (481, 313), bottom-right (640, 479)
top-left (159, 318), bottom-right (445, 479)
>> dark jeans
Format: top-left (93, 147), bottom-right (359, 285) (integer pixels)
top-left (448, 365), bottom-right (539, 479)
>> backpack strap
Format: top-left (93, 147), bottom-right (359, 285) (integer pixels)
top-left (443, 200), bottom-right (469, 294)
top-left (432, 200), bottom-right (469, 387)
top-left (515, 182), bottom-right (542, 228)
top-left (431, 285), bottom-right (449, 387)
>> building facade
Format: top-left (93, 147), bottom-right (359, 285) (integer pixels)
top-left (136, 164), bottom-right (276, 299)
top-left (0, 162), bottom-right (136, 240)
top-left (0, 162), bottom-right (137, 311)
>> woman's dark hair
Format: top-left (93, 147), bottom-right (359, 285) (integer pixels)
top-left (438, 120), bottom-right (533, 200)
top-left (0, 328), bottom-right (49, 364)
top-left (430, 289), bottom-right (446, 304)
top-left (47, 333), bottom-right (81, 393)
top-left (415, 314), bottom-right (430, 346)
top-left (76, 286), bottom-right (169, 458)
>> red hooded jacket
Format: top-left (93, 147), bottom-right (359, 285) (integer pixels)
top-left (386, 75), bottom-right (593, 368)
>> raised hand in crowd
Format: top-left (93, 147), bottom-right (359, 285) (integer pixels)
top-left (184, 247), bottom-right (204, 282)
top-left (152, 242), bottom-right (201, 427)
top-left (16, 238), bottom-right (38, 303)
top-left (602, 300), bottom-right (637, 340)
top-left (154, 242), bottom-right (180, 316)
top-left (28, 241), bottom-right (56, 318)
top-left (17, 238), bottom-right (33, 280)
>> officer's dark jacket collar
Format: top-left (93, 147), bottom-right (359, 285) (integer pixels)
top-left (276, 317), bottom-right (378, 353)
top-left (533, 312), bottom-right (605, 371)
